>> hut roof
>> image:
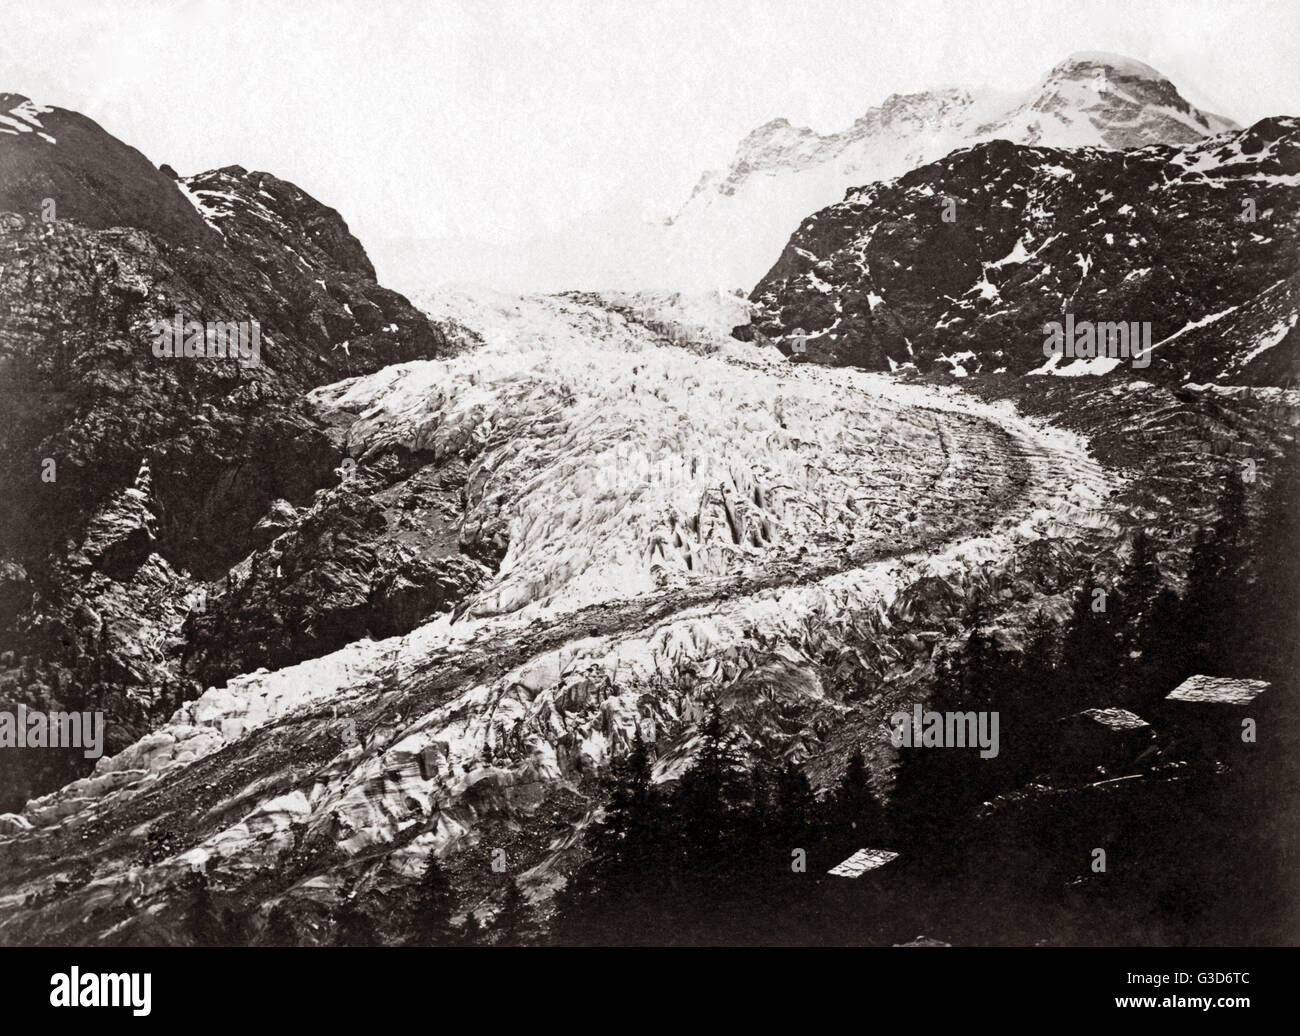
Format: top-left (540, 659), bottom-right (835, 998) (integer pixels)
top-left (828, 848), bottom-right (899, 877)
top-left (1073, 707), bottom-right (1151, 732)
top-left (1165, 674), bottom-right (1270, 706)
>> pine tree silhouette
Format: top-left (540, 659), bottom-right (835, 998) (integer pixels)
top-left (1059, 575), bottom-right (1118, 710)
top-left (575, 726), bottom-right (663, 890)
top-left (410, 853), bottom-right (455, 946)
top-left (675, 701), bottom-right (747, 872)
top-left (1115, 529), bottom-right (1160, 660)
top-left (1020, 609), bottom-right (1060, 706)
top-left (493, 878), bottom-right (533, 946)
top-left (1178, 476), bottom-right (1253, 677)
top-left (774, 760), bottom-right (817, 846)
top-left (829, 749), bottom-right (886, 854)
top-left (553, 723), bottom-right (670, 944)
top-left (889, 605), bottom-right (1010, 851)
top-left (333, 898), bottom-right (379, 946)
top-left (458, 911), bottom-right (482, 947)
top-left (1247, 449), bottom-right (1300, 684)
top-left (187, 872), bottom-right (231, 947)
top-left (1109, 529), bottom-right (1182, 711)
top-left (262, 903), bottom-right (298, 947)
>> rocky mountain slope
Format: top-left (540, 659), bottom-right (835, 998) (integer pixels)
top-left (0, 96), bottom-right (465, 809)
top-left (746, 116), bottom-right (1300, 382)
top-left (657, 52), bottom-right (1239, 290)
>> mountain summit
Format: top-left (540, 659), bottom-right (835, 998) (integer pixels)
top-left (981, 52), bottom-right (1239, 149)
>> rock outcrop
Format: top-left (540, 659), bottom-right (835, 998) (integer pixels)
top-left (747, 117), bottom-right (1299, 383)
top-left (0, 95), bottom-right (467, 808)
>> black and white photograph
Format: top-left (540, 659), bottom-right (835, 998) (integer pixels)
top-left (0, 0), bottom-right (1296, 1012)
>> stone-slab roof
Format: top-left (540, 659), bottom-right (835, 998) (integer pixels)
top-left (1166, 674), bottom-right (1270, 705)
top-left (828, 848), bottom-right (900, 877)
top-left (1075, 707), bottom-right (1152, 731)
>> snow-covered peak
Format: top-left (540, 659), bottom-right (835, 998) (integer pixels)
top-left (732, 116), bottom-right (828, 170)
top-left (739, 116), bottom-right (806, 147)
top-left (1051, 51), bottom-right (1174, 83)
top-left (703, 88), bottom-right (990, 193)
top-left (643, 52), bottom-right (1241, 291)
top-left (993, 51), bottom-right (1240, 150)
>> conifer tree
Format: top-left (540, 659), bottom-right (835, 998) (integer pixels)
top-left (675, 701), bottom-right (749, 871)
top-left (1059, 574), bottom-right (1119, 709)
top-left (1115, 529), bottom-right (1161, 657)
top-left (1178, 476), bottom-right (1253, 677)
top-left (553, 724), bottom-right (665, 943)
top-left (1246, 450), bottom-right (1300, 684)
top-left (410, 853), bottom-right (455, 946)
top-left (188, 872), bottom-right (229, 947)
top-left (333, 897), bottom-right (379, 946)
top-left (829, 748), bottom-right (886, 852)
top-left (585, 725), bottom-right (660, 878)
top-left (262, 903), bottom-right (298, 947)
top-left (890, 647), bottom-right (974, 850)
top-left (774, 760), bottom-right (818, 847)
top-left (493, 878), bottom-right (533, 946)
top-left (1019, 609), bottom-right (1060, 706)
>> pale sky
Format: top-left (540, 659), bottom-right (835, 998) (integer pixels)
top-left (3, 0), bottom-right (1298, 286)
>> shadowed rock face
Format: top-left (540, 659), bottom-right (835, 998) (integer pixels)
top-left (0, 93), bottom-right (216, 248)
top-left (0, 96), bottom-right (476, 807)
top-left (179, 453), bottom-right (492, 690)
top-left (748, 118), bottom-right (1300, 384)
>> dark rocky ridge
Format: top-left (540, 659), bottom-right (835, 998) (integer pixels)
top-left (747, 117), bottom-right (1300, 384)
top-left (0, 96), bottom-right (483, 808)
top-left (179, 451), bottom-right (493, 690)
top-left (0, 93), bottom-right (216, 248)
